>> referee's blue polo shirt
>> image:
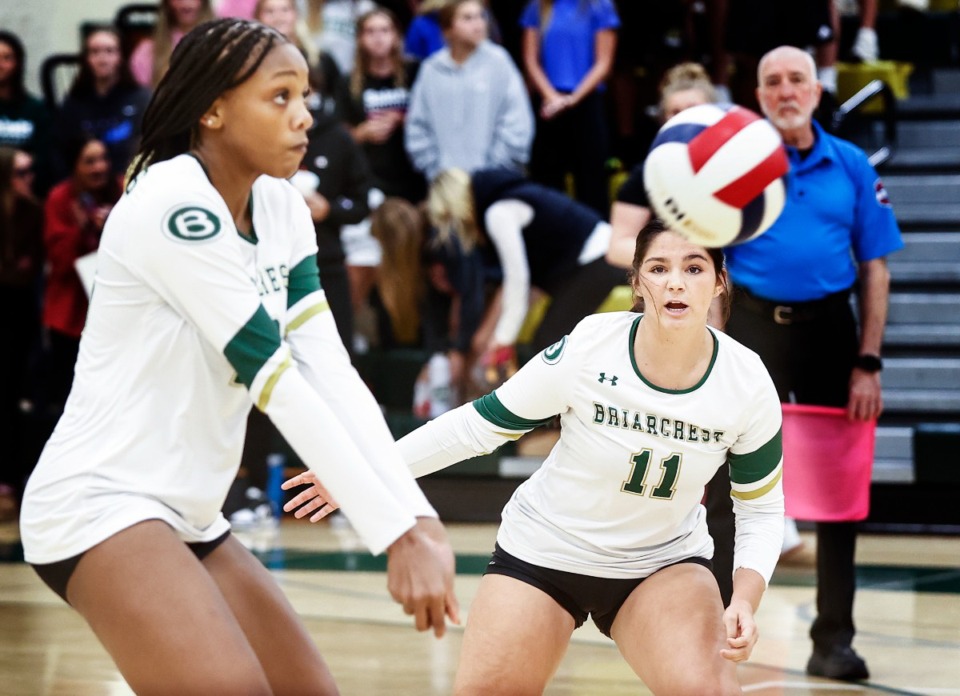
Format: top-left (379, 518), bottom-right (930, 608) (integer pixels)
top-left (726, 120), bottom-right (904, 302)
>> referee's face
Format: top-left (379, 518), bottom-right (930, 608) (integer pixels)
top-left (757, 48), bottom-right (822, 134)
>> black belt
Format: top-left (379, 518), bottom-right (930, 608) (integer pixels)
top-left (733, 286), bottom-right (851, 325)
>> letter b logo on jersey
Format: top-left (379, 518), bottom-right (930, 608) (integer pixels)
top-left (164, 206), bottom-right (222, 242)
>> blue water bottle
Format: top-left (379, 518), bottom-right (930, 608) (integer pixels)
top-left (266, 453), bottom-right (286, 519)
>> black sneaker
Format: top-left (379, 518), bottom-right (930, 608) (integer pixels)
top-left (806, 645), bottom-right (870, 681)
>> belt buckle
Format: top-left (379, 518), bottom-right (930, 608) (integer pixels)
top-left (773, 305), bottom-right (793, 325)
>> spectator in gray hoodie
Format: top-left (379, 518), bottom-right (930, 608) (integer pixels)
top-left (405, 0), bottom-right (534, 182)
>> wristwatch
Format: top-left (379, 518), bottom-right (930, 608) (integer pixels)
top-left (854, 354), bottom-right (883, 373)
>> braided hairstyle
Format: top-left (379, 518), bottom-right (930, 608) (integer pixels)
top-left (128, 19), bottom-right (289, 184)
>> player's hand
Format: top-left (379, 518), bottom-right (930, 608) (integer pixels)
top-left (848, 369), bottom-right (883, 421)
top-left (387, 518), bottom-right (460, 638)
top-left (720, 598), bottom-right (758, 663)
top-left (282, 470), bottom-right (340, 522)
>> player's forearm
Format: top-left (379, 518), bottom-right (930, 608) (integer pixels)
top-left (730, 567), bottom-right (766, 612)
top-left (857, 258), bottom-right (890, 356)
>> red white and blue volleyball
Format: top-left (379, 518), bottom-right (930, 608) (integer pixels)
top-left (644, 103), bottom-right (789, 247)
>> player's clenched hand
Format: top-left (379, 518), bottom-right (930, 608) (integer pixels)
top-left (720, 599), bottom-right (758, 663)
top-left (282, 470), bottom-right (340, 522)
top-left (387, 518), bottom-right (461, 638)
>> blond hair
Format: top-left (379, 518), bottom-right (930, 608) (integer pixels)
top-left (151, 0), bottom-right (215, 88)
top-left (417, 0), bottom-right (450, 13)
top-left (371, 198), bottom-right (425, 344)
top-left (426, 169), bottom-right (479, 252)
top-left (254, 0), bottom-right (319, 67)
top-left (658, 62), bottom-right (717, 113)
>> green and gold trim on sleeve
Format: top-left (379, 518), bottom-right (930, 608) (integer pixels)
top-left (728, 428), bottom-right (783, 500)
top-left (286, 298), bottom-right (329, 334)
top-left (285, 256), bottom-right (329, 334)
top-left (224, 305), bottom-right (282, 389)
top-left (472, 392), bottom-right (554, 439)
top-left (287, 255), bottom-right (322, 308)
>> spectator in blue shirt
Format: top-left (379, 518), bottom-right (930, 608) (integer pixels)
top-left (520, 0), bottom-right (619, 216)
top-left (405, 0), bottom-right (447, 60)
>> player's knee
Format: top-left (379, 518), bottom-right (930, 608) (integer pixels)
top-left (455, 673), bottom-right (545, 696)
top-left (665, 669), bottom-right (740, 696)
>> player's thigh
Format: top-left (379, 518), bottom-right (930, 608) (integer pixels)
top-left (202, 534), bottom-right (339, 696)
top-left (454, 573), bottom-right (576, 696)
top-left (67, 520), bottom-right (272, 696)
top-left (610, 562), bottom-right (739, 696)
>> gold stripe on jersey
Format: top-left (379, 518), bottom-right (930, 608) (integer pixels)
top-left (731, 465), bottom-right (783, 500)
top-left (257, 352), bottom-right (293, 411)
top-left (286, 299), bottom-right (330, 335)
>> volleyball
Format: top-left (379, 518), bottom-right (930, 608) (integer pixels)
top-left (643, 103), bottom-right (789, 247)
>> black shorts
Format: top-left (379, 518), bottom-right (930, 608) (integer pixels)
top-left (486, 543), bottom-right (712, 638)
top-left (31, 529), bottom-right (232, 604)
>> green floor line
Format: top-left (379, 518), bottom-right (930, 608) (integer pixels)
top-left (3, 540), bottom-right (959, 594)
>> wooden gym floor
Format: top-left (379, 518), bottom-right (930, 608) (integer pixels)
top-left (1, 517), bottom-right (959, 695)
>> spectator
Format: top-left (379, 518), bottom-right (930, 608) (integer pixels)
top-left (421, 167), bottom-right (625, 401)
top-left (607, 62), bottom-right (718, 269)
top-left (405, 0), bottom-right (534, 182)
top-left (54, 26), bottom-right (151, 179)
top-left (816, 0), bottom-right (879, 100)
top-left (298, 97), bottom-right (374, 356)
top-left (42, 135), bottom-right (122, 412)
top-left (367, 196), bottom-right (427, 347)
top-left (520, 0), bottom-right (619, 215)
top-left (216, 0), bottom-right (257, 18)
top-left (130, 0), bottom-right (215, 87)
top-left (254, 0), bottom-right (341, 105)
top-left (709, 45), bottom-right (903, 682)
top-left (404, 0), bottom-right (447, 60)
top-left (0, 30), bottom-right (52, 195)
top-left (405, 0), bottom-right (506, 60)
top-left (339, 7), bottom-right (425, 203)
top-left (0, 147), bottom-right (43, 503)
top-left (304, 0), bottom-right (377, 74)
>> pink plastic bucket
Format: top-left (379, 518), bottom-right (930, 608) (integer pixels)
top-left (781, 404), bottom-right (876, 522)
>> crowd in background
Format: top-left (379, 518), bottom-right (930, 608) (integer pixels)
top-left (0, 0), bottom-right (880, 506)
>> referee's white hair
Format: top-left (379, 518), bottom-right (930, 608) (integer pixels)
top-left (757, 45), bottom-right (818, 83)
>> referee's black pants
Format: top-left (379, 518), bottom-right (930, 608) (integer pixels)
top-left (707, 286), bottom-right (862, 652)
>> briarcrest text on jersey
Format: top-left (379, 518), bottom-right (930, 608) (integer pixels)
top-left (593, 402), bottom-right (726, 444)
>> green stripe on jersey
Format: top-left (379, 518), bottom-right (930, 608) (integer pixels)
top-left (728, 428), bottom-right (783, 485)
top-left (287, 255), bottom-right (322, 308)
top-left (472, 392), bottom-right (554, 431)
top-left (224, 305), bottom-right (282, 388)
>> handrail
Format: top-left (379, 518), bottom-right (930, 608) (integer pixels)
top-left (832, 78), bottom-right (898, 167)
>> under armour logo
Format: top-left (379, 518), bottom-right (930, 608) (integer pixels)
top-left (598, 372), bottom-right (618, 386)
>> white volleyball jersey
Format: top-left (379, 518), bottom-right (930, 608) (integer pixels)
top-left (399, 312), bottom-right (784, 581)
top-left (21, 155), bottom-right (434, 564)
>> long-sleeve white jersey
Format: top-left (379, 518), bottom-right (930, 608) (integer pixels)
top-left (399, 312), bottom-right (784, 582)
top-left (21, 155), bottom-right (435, 564)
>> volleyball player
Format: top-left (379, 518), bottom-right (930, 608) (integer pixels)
top-left (286, 218), bottom-right (785, 695)
top-left (20, 19), bottom-right (457, 695)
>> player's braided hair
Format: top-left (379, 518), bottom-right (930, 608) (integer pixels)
top-left (127, 18), bottom-right (288, 184)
